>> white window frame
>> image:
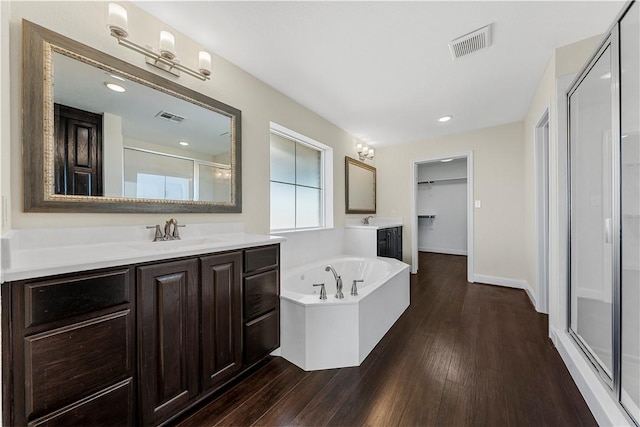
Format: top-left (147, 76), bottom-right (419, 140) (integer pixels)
top-left (269, 122), bottom-right (333, 232)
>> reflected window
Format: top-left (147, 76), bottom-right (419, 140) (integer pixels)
top-left (269, 124), bottom-right (333, 231)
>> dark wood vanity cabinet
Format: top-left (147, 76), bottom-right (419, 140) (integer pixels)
top-left (243, 245), bottom-right (280, 365)
top-left (137, 259), bottom-right (199, 426)
top-left (6, 268), bottom-right (136, 427)
top-left (3, 244), bottom-right (280, 427)
top-left (199, 252), bottom-right (243, 393)
top-left (377, 226), bottom-right (403, 261)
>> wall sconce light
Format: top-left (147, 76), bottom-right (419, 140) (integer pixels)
top-left (356, 143), bottom-right (375, 161)
top-left (107, 3), bottom-right (212, 81)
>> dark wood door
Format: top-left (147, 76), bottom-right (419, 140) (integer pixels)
top-left (54, 103), bottom-right (103, 196)
top-left (137, 259), bottom-right (199, 426)
top-left (200, 252), bottom-right (242, 393)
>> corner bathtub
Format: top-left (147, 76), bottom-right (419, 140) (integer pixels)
top-left (280, 256), bottom-right (410, 371)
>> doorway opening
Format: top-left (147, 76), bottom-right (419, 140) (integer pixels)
top-left (535, 109), bottom-right (550, 313)
top-left (410, 152), bottom-right (474, 282)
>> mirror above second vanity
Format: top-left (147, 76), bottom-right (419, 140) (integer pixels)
top-left (23, 20), bottom-right (242, 213)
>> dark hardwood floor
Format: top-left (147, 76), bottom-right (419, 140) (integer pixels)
top-left (177, 252), bottom-right (596, 427)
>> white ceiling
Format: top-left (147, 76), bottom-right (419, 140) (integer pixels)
top-left (135, 1), bottom-right (624, 147)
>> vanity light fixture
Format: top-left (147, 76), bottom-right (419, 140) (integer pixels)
top-left (356, 142), bottom-right (375, 161)
top-left (107, 3), bottom-right (212, 81)
top-left (438, 115), bottom-right (452, 122)
top-left (105, 82), bottom-right (126, 92)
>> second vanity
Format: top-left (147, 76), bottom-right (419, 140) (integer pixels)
top-left (1, 223), bottom-right (284, 427)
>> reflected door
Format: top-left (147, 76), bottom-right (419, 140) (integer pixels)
top-left (569, 41), bottom-right (614, 381)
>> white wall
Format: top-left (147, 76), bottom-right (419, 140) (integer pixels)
top-left (3, 1), bottom-right (368, 233)
top-left (103, 113), bottom-right (124, 197)
top-left (416, 158), bottom-right (467, 255)
top-left (377, 121), bottom-right (526, 283)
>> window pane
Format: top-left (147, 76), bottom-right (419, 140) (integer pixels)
top-left (296, 186), bottom-right (321, 228)
top-left (271, 182), bottom-right (296, 230)
top-left (270, 133), bottom-right (295, 184)
top-left (199, 164), bottom-right (231, 202)
top-left (296, 143), bottom-right (321, 188)
top-left (569, 45), bottom-right (614, 378)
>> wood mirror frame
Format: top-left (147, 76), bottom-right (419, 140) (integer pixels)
top-left (345, 156), bottom-right (376, 214)
top-left (22, 20), bottom-right (242, 213)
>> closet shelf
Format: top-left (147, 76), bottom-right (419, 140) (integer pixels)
top-left (418, 177), bottom-right (467, 184)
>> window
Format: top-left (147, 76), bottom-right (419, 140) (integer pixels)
top-left (270, 123), bottom-right (333, 231)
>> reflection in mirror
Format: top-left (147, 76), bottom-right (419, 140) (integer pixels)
top-left (22, 20), bottom-right (241, 213)
top-left (53, 52), bottom-right (232, 202)
top-left (345, 157), bottom-right (376, 214)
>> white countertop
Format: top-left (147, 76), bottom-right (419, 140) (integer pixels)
top-left (344, 217), bottom-right (404, 230)
top-left (1, 223), bottom-right (284, 282)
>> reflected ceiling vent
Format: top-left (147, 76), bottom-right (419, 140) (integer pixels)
top-left (155, 110), bottom-right (185, 123)
top-left (448, 24), bottom-right (492, 60)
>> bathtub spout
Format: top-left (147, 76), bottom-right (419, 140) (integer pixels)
top-left (325, 265), bottom-right (344, 299)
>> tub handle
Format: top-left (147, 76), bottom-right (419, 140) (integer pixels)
top-left (313, 283), bottom-right (327, 300)
top-left (351, 279), bottom-right (364, 296)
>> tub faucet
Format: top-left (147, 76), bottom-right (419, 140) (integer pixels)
top-left (363, 215), bottom-right (374, 225)
top-left (325, 265), bottom-right (344, 299)
top-left (351, 279), bottom-right (364, 296)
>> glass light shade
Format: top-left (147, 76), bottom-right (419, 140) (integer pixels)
top-left (356, 143), bottom-right (363, 153)
top-left (198, 51), bottom-right (212, 76)
top-left (362, 146), bottom-right (369, 155)
top-left (108, 3), bottom-right (129, 38)
top-left (159, 31), bottom-right (176, 59)
top-left (368, 148), bottom-right (375, 158)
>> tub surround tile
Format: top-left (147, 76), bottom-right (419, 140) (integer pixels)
top-left (1, 223), bottom-right (284, 282)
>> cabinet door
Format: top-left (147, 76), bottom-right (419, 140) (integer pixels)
top-left (395, 227), bottom-right (403, 261)
top-left (200, 252), bottom-right (242, 393)
top-left (137, 259), bottom-right (199, 426)
top-left (377, 229), bottom-right (388, 257)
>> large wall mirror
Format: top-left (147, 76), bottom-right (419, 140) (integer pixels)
top-left (23, 20), bottom-right (241, 213)
top-left (345, 157), bottom-right (376, 214)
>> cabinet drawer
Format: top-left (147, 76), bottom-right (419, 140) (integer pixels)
top-left (24, 310), bottom-right (133, 418)
top-left (244, 245), bottom-right (279, 274)
top-left (243, 270), bottom-right (279, 321)
top-left (27, 379), bottom-right (134, 427)
top-left (244, 310), bottom-right (279, 364)
top-left (24, 268), bottom-right (131, 328)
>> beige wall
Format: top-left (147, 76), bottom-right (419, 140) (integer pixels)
top-left (522, 34), bottom-right (604, 322)
top-left (4, 1), bottom-right (367, 233)
top-left (377, 121), bottom-right (527, 282)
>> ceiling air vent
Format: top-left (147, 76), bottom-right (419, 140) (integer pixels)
top-left (155, 111), bottom-right (186, 123)
top-left (448, 24), bottom-right (492, 60)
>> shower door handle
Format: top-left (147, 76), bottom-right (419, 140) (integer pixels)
top-left (605, 218), bottom-right (613, 244)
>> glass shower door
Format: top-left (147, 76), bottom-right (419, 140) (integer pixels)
top-left (569, 41), bottom-right (615, 382)
top-left (620, 1), bottom-right (640, 422)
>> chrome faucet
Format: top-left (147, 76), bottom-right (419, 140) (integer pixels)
top-left (325, 265), bottom-right (344, 299)
top-left (146, 218), bottom-right (185, 242)
top-left (351, 279), bottom-right (364, 296)
top-left (363, 215), bottom-right (374, 225)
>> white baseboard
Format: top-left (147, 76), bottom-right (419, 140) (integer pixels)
top-left (554, 327), bottom-right (633, 426)
top-left (418, 247), bottom-right (467, 256)
top-left (473, 274), bottom-right (536, 306)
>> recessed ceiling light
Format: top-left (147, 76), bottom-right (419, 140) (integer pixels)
top-left (179, 141), bottom-right (189, 146)
top-left (110, 74), bottom-right (126, 81)
top-left (438, 115), bottom-right (452, 122)
top-left (441, 158), bottom-right (454, 162)
top-left (105, 82), bottom-right (126, 93)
